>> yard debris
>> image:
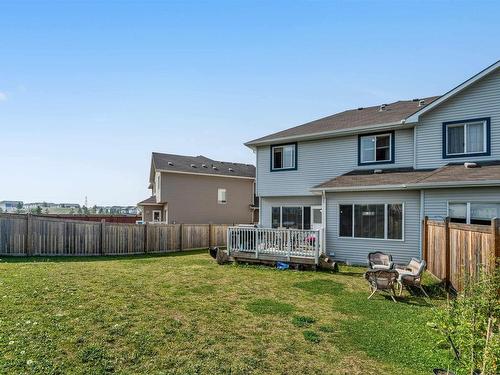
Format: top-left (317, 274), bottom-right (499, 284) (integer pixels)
top-left (276, 262), bottom-right (289, 270)
top-left (215, 248), bottom-right (230, 265)
top-left (318, 254), bottom-right (339, 272)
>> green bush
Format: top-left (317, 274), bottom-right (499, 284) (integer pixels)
top-left (430, 264), bottom-right (499, 375)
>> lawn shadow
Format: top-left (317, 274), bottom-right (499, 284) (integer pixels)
top-left (0, 249), bottom-right (209, 264)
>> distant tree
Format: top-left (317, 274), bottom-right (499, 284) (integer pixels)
top-left (69, 208), bottom-right (75, 215)
top-left (82, 205), bottom-right (89, 215)
top-left (16, 202), bottom-right (23, 210)
top-left (35, 206), bottom-right (42, 215)
top-left (91, 205), bottom-right (98, 215)
top-left (98, 207), bottom-right (104, 215)
top-left (77, 207), bottom-right (82, 215)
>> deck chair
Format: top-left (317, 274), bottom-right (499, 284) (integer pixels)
top-left (395, 258), bottom-right (428, 297)
top-left (364, 269), bottom-right (399, 302)
top-left (367, 251), bottom-right (394, 270)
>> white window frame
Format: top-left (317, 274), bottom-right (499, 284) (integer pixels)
top-left (445, 120), bottom-right (487, 156)
top-left (271, 205), bottom-right (311, 229)
top-left (152, 210), bottom-right (161, 223)
top-left (218, 188), bottom-right (227, 204)
top-left (338, 202), bottom-right (405, 241)
top-left (359, 133), bottom-right (392, 164)
top-left (447, 201), bottom-right (500, 224)
top-left (271, 144), bottom-right (296, 171)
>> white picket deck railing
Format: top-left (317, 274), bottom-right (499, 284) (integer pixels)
top-left (227, 227), bottom-right (321, 264)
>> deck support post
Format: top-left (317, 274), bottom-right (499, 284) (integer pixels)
top-left (287, 230), bottom-right (291, 261)
top-left (314, 230), bottom-right (319, 265)
top-left (226, 227), bottom-right (230, 256)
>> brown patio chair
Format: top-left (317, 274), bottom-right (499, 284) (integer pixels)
top-left (364, 269), bottom-right (399, 302)
top-left (395, 258), bottom-right (428, 297)
top-left (367, 251), bottom-right (394, 270)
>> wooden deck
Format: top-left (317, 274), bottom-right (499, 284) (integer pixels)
top-left (227, 226), bottom-right (321, 267)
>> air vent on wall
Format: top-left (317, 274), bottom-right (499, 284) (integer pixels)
top-left (167, 161), bottom-right (174, 166)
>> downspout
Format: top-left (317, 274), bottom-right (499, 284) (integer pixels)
top-left (413, 126), bottom-right (417, 169)
top-left (419, 189), bottom-right (424, 258)
top-left (321, 190), bottom-right (327, 255)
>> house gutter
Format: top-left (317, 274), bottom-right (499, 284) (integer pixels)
top-left (245, 120), bottom-right (406, 149)
top-left (310, 179), bottom-right (500, 193)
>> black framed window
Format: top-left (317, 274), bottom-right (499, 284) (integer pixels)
top-left (271, 206), bottom-right (311, 229)
top-left (443, 118), bottom-right (490, 158)
top-left (271, 143), bottom-right (297, 171)
top-left (358, 131), bottom-right (394, 165)
top-left (339, 203), bottom-right (403, 240)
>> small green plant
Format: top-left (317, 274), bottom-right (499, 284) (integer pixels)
top-left (303, 330), bottom-right (321, 343)
top-left (429, 264), bottom-right (499, 375)
top-left (318, 324), bottom-right (335, 333)
top-left (292, 315), bottom-right (316, 327)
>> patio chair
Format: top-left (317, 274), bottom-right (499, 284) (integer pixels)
top-left (364, 269), bottom-right (399, 302)
top-left (395, 258), bottom-right (428, 297)
top-left (367, 251), bottom-right (394, 270)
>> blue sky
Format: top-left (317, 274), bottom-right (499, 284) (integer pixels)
top-left (0, 0), bottom-right (498, 206)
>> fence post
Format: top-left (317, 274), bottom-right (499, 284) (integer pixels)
top-left (26, 214), bottom-right (32, 256)
top-left (144, 222), bottom-right (149, 254)
top-left (208, 223), bottom-right (213, 247)
top-left (227, 227), bottom-right (231, 255)
top-left (491, 217), bottom-right (499, 270)
top-left (179, 223), bottom-right (183, 251)
top-left (422, 216), bottom-right (428, 261)
top-left (444, 217), bottom-right (451, 285)
top-left (100, 219), bottom-right (105, 255)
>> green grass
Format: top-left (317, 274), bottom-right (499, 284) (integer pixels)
top-left (0, 251), bottom-right (451, 374)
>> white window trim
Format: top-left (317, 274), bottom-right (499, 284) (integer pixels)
top-left (445, 121), bottom-right (487, 156)
top-left (271, 144), bottom-right (296, 170)
top-left (337, 202), bottom-right (405, 242)
top-left (271, 205), bottom-right (311, 229)
top-left (218, 188), bottom-right (227, 204)
top-left (360, 133), bottom-right (392, 164)
top-left (152, 210), bottom-right (161, 223)
top-left (447, 201), bottom-right (500, 224)
top-left (155, 172), bottom-right (161, 198)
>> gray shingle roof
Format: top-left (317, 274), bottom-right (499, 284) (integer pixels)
top-left (314, 161), bottom-right (500, 190)
top-left (137, 196), bottom-right (159, 205)
top-left (152, 153), bottom-right (255, 178)
top-left (246, 96), bottom-right (440, 145)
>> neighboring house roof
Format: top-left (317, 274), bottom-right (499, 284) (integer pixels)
top-left (406, 60), bottom-right (500, 123)
top-left (312, 161), bottom-right (500, 191)
top-left (151, 152), bottom-right (255, 179)
top-left (137, 196), bottom-right (160, 206)
top-left (245, 96), bottom-right (440, 146)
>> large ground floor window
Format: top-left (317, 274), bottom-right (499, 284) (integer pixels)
top-left (271, 206), bottom-right (311, 229)
top-left (448, 202), bottom-right (500, 225)
top-left (339, 203), bottom-right (403, 240)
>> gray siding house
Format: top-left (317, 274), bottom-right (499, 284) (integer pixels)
top-left (138, 153), bottom-right (258, 224)
top-left (246, 61), bottom-right (500, 265)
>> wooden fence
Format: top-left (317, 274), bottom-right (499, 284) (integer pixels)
top-left (0, 213), bottom-right (233, 256)
top-left (423, 217), bottom-right (499, 291)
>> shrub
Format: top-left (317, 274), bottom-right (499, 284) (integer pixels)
top-left (292, 315), bottom-right (316, 327)
top-left (430, 265), bottom-right (499, 375)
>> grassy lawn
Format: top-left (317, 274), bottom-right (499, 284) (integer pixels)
top-left (0, 251), bottom-right (451, 374)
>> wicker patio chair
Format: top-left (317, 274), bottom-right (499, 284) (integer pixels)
top-left (367, 251), bottom-right (394, 270)
top-left (364, 269), bottom-right (399, 303)
top-left (395, 258), bottom-right (428, 297)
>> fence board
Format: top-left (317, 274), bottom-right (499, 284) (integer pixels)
top-left (182, 224), bottom-right (209, 250)
top-left (424, 217), bottom-right (498, 292)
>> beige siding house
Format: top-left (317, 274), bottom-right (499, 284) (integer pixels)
top-left (138, 153), bottom-right (257, 224)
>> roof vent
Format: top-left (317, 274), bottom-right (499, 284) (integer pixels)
top-left (202, 164), bottom-right (208, 168)
top-left (167, 161), bottom-right (174, 166)
top-left (373, 169), bottom-right (383, 174)
top-left (464, 162), bottom-right (478, 169)
top-left (357, 107), bottom-right (364, 110)
top-left (228, 168), bottom-right (234, 172)
top-left (418, 99), bottom-right (425, 107)
top-left (212, 166), bottom-right (218, 170)
top-left (379, 104), bottom-right (387, 112)
top-left (190, 164), bottom-right (196, 168)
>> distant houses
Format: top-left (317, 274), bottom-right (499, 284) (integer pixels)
top-left (0, 201), bottom-right (23, 213)
top-left (0, 201), bottom-right (139, 216)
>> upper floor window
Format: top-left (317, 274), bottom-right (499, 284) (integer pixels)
top-left (271, 143), bottom-right (297, 171)
top-left (358, 132), bottom-right (394, 165)
top-left (217, 188), bottom-right (227, 204)
top-left (443, 118), bottom-right (490, 158)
